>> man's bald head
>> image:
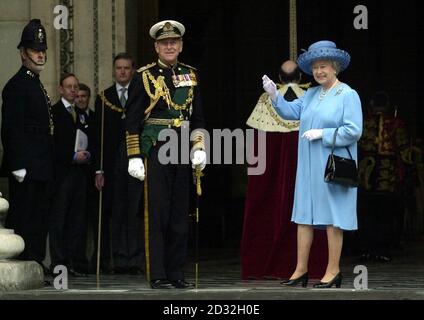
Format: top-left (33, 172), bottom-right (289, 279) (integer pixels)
top-left (279, 60), bottom-right (301, 84)
top-left (281, 60), bottom-right (298, 74)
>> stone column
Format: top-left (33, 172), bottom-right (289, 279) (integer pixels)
top-left (0, 194), bottom-right (44, 291)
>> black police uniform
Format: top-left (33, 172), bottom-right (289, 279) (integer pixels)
top-left (126, 59), bottom-right (205, 286)
top-left (92, 80), bottom-right (144, 274)
top-left (1, 19), bottom-right (54, 265)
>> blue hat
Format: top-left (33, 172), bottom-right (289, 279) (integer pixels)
top-left (17, 19), bottom-right (47, 51)
top-left (297, 40), bottom-right (350, 75)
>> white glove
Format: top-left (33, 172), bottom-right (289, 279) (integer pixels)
top-left (12, 169), bottom-right (27, 183)
top-left (191, 149), bottom-right (207, 171)
top-left (128, 158), bottom-right (145, 181)
top-left (262, 75), bottom-right (278, 102)
top-left (302, 129), bottom-right (323, 141)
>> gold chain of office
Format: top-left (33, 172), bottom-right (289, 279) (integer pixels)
top-left (142, 69), bottom-right (194, 111)
top-left (99, 92), bottom-right (125, 113)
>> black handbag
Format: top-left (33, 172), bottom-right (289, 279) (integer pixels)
top-left (324, 128), bottom-right (359, 187)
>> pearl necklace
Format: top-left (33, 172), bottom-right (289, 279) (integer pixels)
top-left (319, 80), bottom-right (339, 101)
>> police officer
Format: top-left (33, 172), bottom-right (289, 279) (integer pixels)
top-left (1, 19), bottom-right (54, 270)
top-left (126, 20), bottom-right (207, 289)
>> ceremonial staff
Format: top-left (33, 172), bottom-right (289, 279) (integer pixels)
top-left (96, 94), bottom-right (105, 277)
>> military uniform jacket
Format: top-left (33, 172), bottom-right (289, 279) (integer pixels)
top-left (1, 66), bottom-right (54, 181)
top-left (92, 80), bottom-right (138, 173)
top-left (52, 99), bottom-right (89, 184)
top-left (126, 61), bottom-right (205, 158)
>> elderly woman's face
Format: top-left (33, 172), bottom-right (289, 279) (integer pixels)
top-left (311, 60), bottom-right (337, 88)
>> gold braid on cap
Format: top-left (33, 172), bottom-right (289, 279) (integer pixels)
top-left (192, 130), bottom-right (205, 151)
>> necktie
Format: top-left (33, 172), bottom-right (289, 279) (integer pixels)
top-left (67, 105), bottom-right (77, 123)
top-left (120, 87), bottom-right (127, 108)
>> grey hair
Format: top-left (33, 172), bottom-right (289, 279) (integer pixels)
top-left (329, 60), bottom-right (341, 75)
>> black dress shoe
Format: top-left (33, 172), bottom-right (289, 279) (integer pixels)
top-left (313, 272), bottom-right (342, 288)
top-left (171, 279), bottom-right (195, 289)
top-left (281, 272), bottom-right (308, 287)
top-left (150, 279), bottom-right (173, 289)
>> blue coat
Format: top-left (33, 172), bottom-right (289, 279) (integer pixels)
top-left (273, 83), bottom-right (363, 230)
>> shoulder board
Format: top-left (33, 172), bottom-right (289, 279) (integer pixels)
top-left (179, 62), bottom-right (197, 71)
top-left (137, 62), bottom-right (156, 73)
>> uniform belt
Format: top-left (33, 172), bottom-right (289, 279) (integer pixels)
top-left (144, 117), bottom-right (187, 128)
top-left (24, 125), bottom-right (49, 134)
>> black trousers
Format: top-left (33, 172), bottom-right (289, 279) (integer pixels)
top-left (49, 166), bottom-right (87, 268)
top-left (111, 144), bottom-right (144, 269)
top-left (146, 145), bottom-right (191, 281)
top-left (6, 176), bottom-right (51, 264)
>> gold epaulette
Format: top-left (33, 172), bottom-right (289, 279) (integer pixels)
top-left (137, 62), bottom-right (156, 74)
top-left (99, 92), bottom-right (124, 113)
top-left (179, 62), bottom-right (197, 71)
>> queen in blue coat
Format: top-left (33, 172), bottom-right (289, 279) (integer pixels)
top-left (262, 40), bottom-right (363, 288)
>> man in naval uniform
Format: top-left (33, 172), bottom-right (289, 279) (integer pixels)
top-left (125, 20), bottom-right (207, 289)
top-left (1, 19), bottom-right (54, 270)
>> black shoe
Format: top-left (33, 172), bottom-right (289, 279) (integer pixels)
top-left (128, 266), bottom-right (144, 275)
top-left (150, 279), bottom-right (173, 289)
top-left (313, 272), bottom-right (343, 288)
top-left (281, 272), bottom-right (309, 287)
top-left (171, 279), bottom-right (195, 289)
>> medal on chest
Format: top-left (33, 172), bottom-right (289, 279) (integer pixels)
top-left (172, 73), bottom-right (197, 88)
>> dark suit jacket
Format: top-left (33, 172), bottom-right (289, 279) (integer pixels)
top-left (52, 99), bottom-right (90, 184)
top-left (1, 66), bottom-right (54, 181)
top-left (92, 80), bottom-right (137, 174)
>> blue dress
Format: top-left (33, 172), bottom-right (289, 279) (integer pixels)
top-left (273, 83), bottom-right (363, 230)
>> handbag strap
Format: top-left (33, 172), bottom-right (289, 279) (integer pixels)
top-left (331, 128), bottom-right (354, 160)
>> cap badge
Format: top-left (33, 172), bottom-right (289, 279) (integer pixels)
top-left (37, 28), bottom-right (44, 43)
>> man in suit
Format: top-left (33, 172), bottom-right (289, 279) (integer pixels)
top-left (126, 20), bottom-right (207, 289)
top-left (92, 53), bottom-right (144, 274)
top-left (75, 83), bottom-right (92, 117)
top-left (75, 83), bottom-right (96, 273)
top-left (49, 73), bottom-right (90, 276)
top-left (1, 19), bottom-right (54, 271)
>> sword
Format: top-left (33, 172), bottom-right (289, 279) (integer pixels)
top-left (193, 166), bottom-right (204, 289)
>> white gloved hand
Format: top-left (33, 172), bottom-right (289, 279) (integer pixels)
top-left (128, 158), bottom-right (145, 181)
top-left (191, 149), bottom-right (207, 171)
top-left (262, 75), bottom-right (278, 102)
top-left (302, 129), bottom-right (324, 141)
top-left (12, 168), bottom-right (27, 183)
